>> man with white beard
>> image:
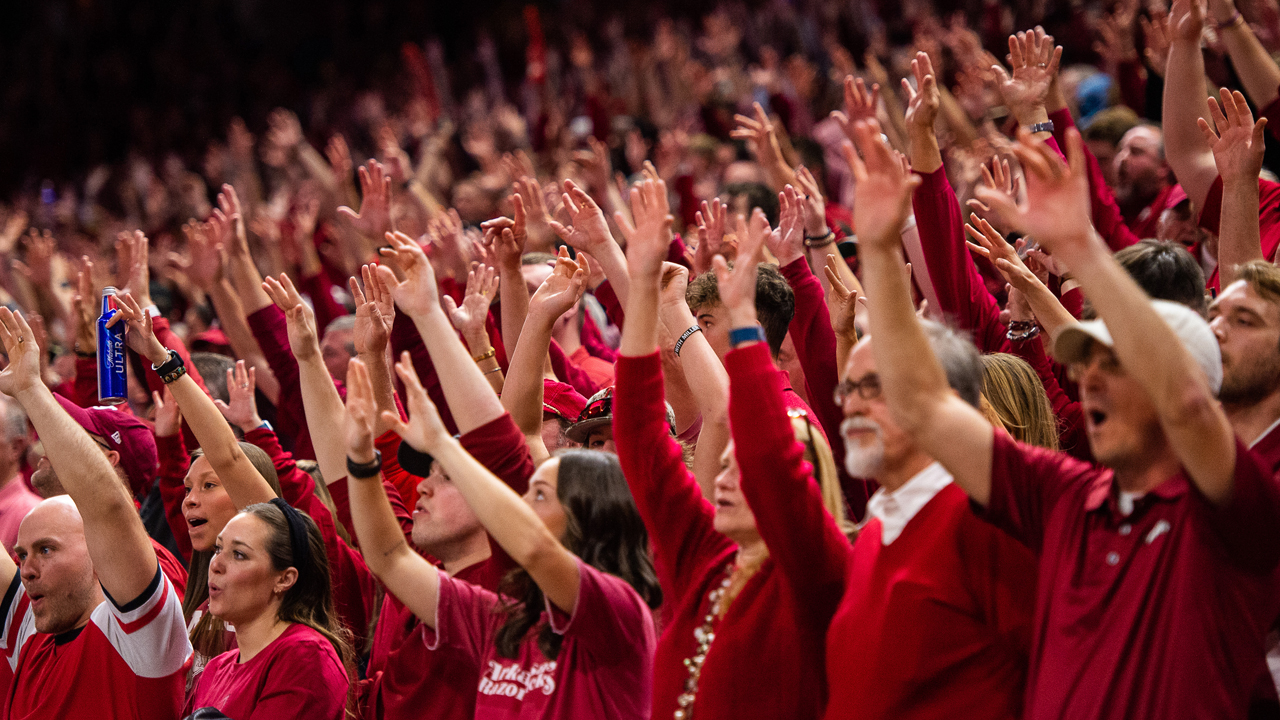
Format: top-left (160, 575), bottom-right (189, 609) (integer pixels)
top-left (824, 324), bottom-right (1039, 716)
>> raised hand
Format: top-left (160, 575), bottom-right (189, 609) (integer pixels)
top-left (325, 133), bottom-right (354, 181)
top-left (105, 291), bottom-right (169, 366)
top-left (1095, 0), bottom-right (1140, 65)
top-left (692, 198), bottom-right (731, 276)
top-left (1170, 0), bottom-right (1206, 42)
top-left (70, 257), bottom-right (96, 353)
top-left (343, 358), bottom-right (378, 461)
top-left (992, 30), bottom-right (1063, 125)
top-left (115, 230), bottom-right (152, 307)
top-left (0, 309), bottom-right (42, 397)
top-left (181, 221), bottom-right (226, 293)
top-left (547, 179), bottom-right (616, 254)
top-left (151, 387), bottom-right (182, 438)
top-left (711, 208), bottom-right (771, 328)
top-left (843, 119), bottom-right (922, 249)
top-left (262, 273), bottom-right (320, 361)
top-left (973, 128), bottom-right (1096, 260)
top-left (1141, 10), bottom-right (1173, 78)
top-left (527, 248), bottom-right (588, 323)
top-left (823, 254), bottom-right (861, 339)
top-left (766, 185), bottom-right (806, 266)
top-left (384, 351), bottom-right (452, 454)
top-left (832, 75), bottom-right (881, 141)
top-left (338, 160), bottom-right (393, 242)
top-left (903, 52), bottom-right (941, 133)
top-left (964, 214), bottom-right (1043, 291)
top-left (377, 231), bottom-right (441, 318)
top-left (442, 263), bottom-right (499, 339)
top-left (572, 136), bottom-right (613, 196)
top-left (214, 360), bottom-right (263, 432)
top-left (1198, 88), bottom-right (1268, 183)
top-left (13, 229), bottom-right (56, 292)
top-left (211, 184), bottom-right (250, 256)
top-left (793, 166), bottom-right (830, 238)
top-left (350, 264), bottom-right (396, 355)
top-left (512, 176), bottom-right (555, 253)
top-left (617, 177), bottom-right (674, 281)
top-left (658, 262), bottom-right (690, 315)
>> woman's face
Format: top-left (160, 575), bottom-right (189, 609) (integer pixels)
top-left (207, 513), bottom-right (294, 625)
top-left (183, 456), bottom-right (240, 553)
top-left (523, 458), bottom-right (569, 542)
top-left (712, 441), bottom-right (760, 544)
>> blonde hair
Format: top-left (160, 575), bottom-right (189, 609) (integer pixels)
top-left (980, 353), bottom-right (1059, 450)
top-left (789, 414), bottom-right (858, 539)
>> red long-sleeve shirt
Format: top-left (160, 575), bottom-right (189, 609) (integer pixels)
top-left (1049, 108), bottom-right (1142, 251)
top-left (614, 351), bottom-right (830, 720)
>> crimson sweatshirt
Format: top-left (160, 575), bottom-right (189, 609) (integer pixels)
top-left (614, 351), bottom-right (831, 720)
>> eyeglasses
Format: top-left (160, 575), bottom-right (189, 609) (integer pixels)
top-left (833, 373), bottom-right (881, 404)
top-left (575, 388), bottom-right (614, 424)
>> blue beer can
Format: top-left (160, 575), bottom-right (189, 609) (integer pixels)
top-left (97, 287), bottom-right (127, 405)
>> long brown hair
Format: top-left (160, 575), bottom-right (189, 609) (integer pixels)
top-left (182, 443), bottom-right (282, 659)
top-left (495, 450), bottom-right (661, 660)
top-left (980, 353), bottom-right (1060, 450)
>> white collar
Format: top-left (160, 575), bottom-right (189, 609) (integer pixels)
top-left (863, 462), bottom-right (953, 545)
top-left (1249, 415), bottom-right (1280, 450)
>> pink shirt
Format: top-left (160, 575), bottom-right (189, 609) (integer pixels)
top-left (188, 622), bottom-right (347, 720)
top-left (426, 559), bottom-right (655, 720)
top-left (0, 476), bottom-right (39, 552)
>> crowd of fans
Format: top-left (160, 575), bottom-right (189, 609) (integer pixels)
top-left (1, 0), bottom-right (1280, 717)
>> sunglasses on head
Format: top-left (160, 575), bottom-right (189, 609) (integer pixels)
top-left (576, 388), bottom-right (614, 424)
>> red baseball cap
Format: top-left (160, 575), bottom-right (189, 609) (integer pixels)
top-left (53, 394), bottom-right (159, 499)
top-left (543, 380), bottom-right (587, 423)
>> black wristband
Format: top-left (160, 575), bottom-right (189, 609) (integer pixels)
top-left (674, 326), bottom-right (702, 357)
top-left (152, 350), bottom-right (187, 385)
top-left (346, 450), bottom-right (383, 479)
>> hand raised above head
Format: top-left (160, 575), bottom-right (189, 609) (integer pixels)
top-left (262, 273), bottom-right (320, 360)
top-left (844, 118), bottom-right (921, 249)
top-left (617, 177), bottom-right (673, 281)
top-left (0, 309), bottom-right (42, 398)
top-left (378, 230), bottom-right (441, 319)
top-left (1199, 88), bottom-right (1268, 184)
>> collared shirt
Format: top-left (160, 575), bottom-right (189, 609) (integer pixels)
top-left (1250, 415), bottom-right (1280, 475)
top-left (863, 462), bottom-right (952, 545)
top-left (979, 430), bottom-right (1280, 720)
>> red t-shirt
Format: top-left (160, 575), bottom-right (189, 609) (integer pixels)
top-left (981, 430), bottom-right (1280, 719)
top-left (1198, 175), bottom-right (1280, 292)
top-left (426, 559), bottom-right (655, 720)
top-left (1, 566), bottom-right (192, 719)
top-left (188, 622), bottom-right (347, 720)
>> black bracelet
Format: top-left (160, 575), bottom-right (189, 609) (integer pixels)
top-left (346, 450), bottom-right (383, 479)
top-left (674, 326), bottom-right (702, 357)
top-left (152, 350), bottom-right (187, 384)
top-left (803, 229), bottom-right (835, 248)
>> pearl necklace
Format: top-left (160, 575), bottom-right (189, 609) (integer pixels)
top-left (674, 562), bottom-right (735, 720)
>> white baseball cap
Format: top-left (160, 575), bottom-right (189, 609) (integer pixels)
top-left (1052, 299), bottom-right (1222, 394)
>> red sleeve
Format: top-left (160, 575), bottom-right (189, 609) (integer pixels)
top-left (1201, 440), bottom-right (1280, 572)
top-left (727, 342), bottom-right (850, 619)
top-left (778, 257), bottom-right (845, 477)
top-left (1049, 108), bottom-right (1140, 252)
top-left (613, 353), bottom-right (735, 602)
top-left (592, 281), bottom-right (626, 328)
top-left (1198, 175), bottom-right (1280, 293)
top-left (143, 317), bottom-right (209, 399)
top-left (373, 430), bottom-right (417, 536)
top-left (156, 433), bottom-right (192, 563)
top-left (912, 166), bottom-right (1009, 354)
top-left (69, 355), bottom-right (98, 408)
top-left (298, 272), bottom-right (349, 341)
top-left (246, 304), bottom-right (314, 460)
top-left (389, 309), bottom-right (458, 436)
top-left (549, 339), bottom-right (601, 397)
top-left (1060, 286), bottom-right (1085, 319)
top-left (1005, 335), bottom-right (1091, 462)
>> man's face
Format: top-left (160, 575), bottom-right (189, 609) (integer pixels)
top-left (411, 462), bottom-right (485, 561)
top-left (1157, 203), bottom-right (1210, 251)
top-left (541, 415), bottom-right (574, 453)
top-left (694, 302), bottom-right (731, 364)
top-left (1074, 342), bottom-right (1168, 472)
top-left (1210, 280), bottom-right (1280, 405)
top-left (583, 427), bottom-right (614, 453)
top-left (15, 499), bottom-right (100, 634)
top-left (31, 436), bottom-right (118, 499)
top-left (1114, 126), bottom-right (1167, 200)
top-left (1086, 139), bottom-right (1120, 188)
top-left (838, 339), bottom-right (920, 479)
top-left (321, 328), bottom-right (355, 384)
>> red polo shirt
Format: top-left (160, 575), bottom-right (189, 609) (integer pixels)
top-left (981, 430), bottom-right (1280, 719)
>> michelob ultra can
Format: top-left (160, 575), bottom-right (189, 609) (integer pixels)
top-left (97, 287), bottom-right (127, 405)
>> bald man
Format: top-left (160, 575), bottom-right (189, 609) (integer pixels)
top-left (0, 309), bottom-right (191, 719)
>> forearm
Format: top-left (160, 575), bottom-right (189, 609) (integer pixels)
top-left (359, 349), bottom-right (401, 432)
top-left (1220, 22), bottom-right (1280, 107)
top-left (500, 316), bottom-right (554, 437)
top-left (168, 372), bottom-right (276, 506)
top-left (226, 250), bottom-right (274, 314)
top-left (907, 125), bottom-right (944, 175)
top-left (591, 243), bottom-right (631, 310)
top-left (296, 351), bottom-right (349, 485)
top-left (208, 280), bottom-right (281, 403)
top-left (1217, 176), bottom-right (1264, 285)
top-left (462, 329), bottom-right (504, 395)
top-left (412, 309), bottom-right (505, 434)
top-left (1164, 38), bottom-right (1219, 210)
top-left (1019, 279), bottom-right (1079, 340)
top-left (346, 473), bottom-right (441, 626)
top-left (498, 262), bottom-right (529, 357)
top-left (620, 280), bottom-right (661, 357)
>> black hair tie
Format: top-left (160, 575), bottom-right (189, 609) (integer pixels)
top-left (269, 498), bottom-right (312, 574)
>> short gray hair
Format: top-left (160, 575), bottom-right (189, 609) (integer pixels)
top-left (920, 319), bottom-right (984, 409)
top-left (0, 397), bottom-right (26, 443)
top-left (191, 352), bottom-right (236, 405)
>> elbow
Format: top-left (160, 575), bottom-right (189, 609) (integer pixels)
top-left (1164, 385), bottom-right (1221, 432)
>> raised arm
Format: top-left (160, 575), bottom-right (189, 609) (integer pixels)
top-left (112, 292), bottom-right (276, 508)
top-left (378, 231), bottom-right (511, 436)
top-left (261, 273), bottom-right (349, 488)
top-left (847, 121), bottom-right (997, 504)
top-left (343, 359), bottom-right (440, 626)
top-left (0, 309), bottom-right (157, 602)
top-left (388, 353), bottom-right (582, 614)
top-left (979, 128), bottom-right (1238, 504)
top-left (1198, 88), bottom-right (1267, 285)
top-left (548, 179), bottom-right (631, 308)
top-left (1163, 0), bottom-right (1220, 213)
top-left (1210, 0), bottom-right (1280, 111)
top-left (211, 184), bottom-right (274, 315)
top-left (444, 264), bottom-right (505, 395)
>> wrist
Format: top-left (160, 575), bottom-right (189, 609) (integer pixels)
top-left (726, 308), bottom-right (758, 328)
top-left (145, 344), bottom-right (170, 367)
top-left (347, 442), bottom-right (377, 466)
top-left (1017, 106), bottom-right (1051, 130)
top-left (238, 416), bottom-right (265, 434)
